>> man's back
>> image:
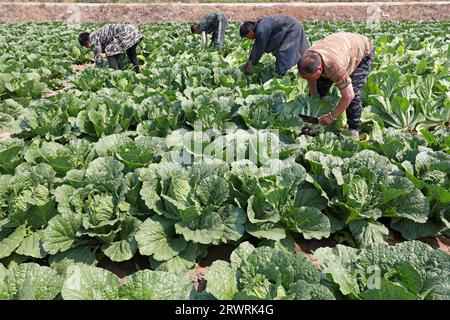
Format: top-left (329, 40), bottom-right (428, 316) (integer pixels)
top-left (90, 24), bottom-right (126, 48)
top-left (198, 12), bottom-right (225, 34)
top-left (243, 14), bottom-right (308, 76)
top-left (88, 24), bottom-right (143, 66)
top-left (307, 32), bottom-right (373, 89)
top-left (255, 15), bottom-right (302, 53)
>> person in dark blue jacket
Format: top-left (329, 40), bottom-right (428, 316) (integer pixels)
top-left (239, 15), bottom-right (309, 77)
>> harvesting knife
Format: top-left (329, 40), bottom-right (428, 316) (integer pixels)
top-left (299, 114), bottom-right (319, 124)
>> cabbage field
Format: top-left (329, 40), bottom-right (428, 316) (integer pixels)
top-left (0, 21), bottom-right (449, 300)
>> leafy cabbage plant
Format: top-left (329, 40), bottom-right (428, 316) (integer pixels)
top-left (138, 160), bottom-right (246, 246)
top-left (201, 242), bottom-right (335, 300)
top-left (303, 149), bottom-right (432, 246)
top-left (226, 159), bottom-right (331, 241)
top-left (0, 262), bottom-right (193, 300)
top-left (315, 241), bottom-right (450, 300)
top-left (0, 263), bottom-right (63, 300)
top-left (44, 157), bottom-right (142, 262)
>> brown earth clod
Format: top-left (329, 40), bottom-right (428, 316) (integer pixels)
top-left (189, 265), bottom-right (209, 292)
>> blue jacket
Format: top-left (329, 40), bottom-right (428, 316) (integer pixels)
top-left (248, 15), bottom-right (308, 66)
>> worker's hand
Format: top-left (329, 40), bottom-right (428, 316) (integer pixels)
top-left (241, 62), bottom-right (252, 75)
top-left (100, 53), bottom-right (106, 59)
top-left (319, 114), bottom-right (334, 125)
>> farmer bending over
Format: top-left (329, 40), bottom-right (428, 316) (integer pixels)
top-left (298, 32), bottom-right (375, 140)
top-left (78, 24), bottom-right (143, 72)
top-left (239, 14), bottom-right (309, 77)
top-left (191, 12), bottom-right (228, 50)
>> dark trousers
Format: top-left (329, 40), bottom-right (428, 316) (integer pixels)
top-left (107, 43), bottom-right (140, 72)
top-left (317, 49), bottom-right (375, 130)
top-left (211, 16), bottom-right (228, 50)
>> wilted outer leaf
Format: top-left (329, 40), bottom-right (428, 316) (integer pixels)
top-left (218, 205), bottom-right (246, 243)
top-left (15, 231), bottom-right (47, 258)
top-left (390, 219), bottom-right (444, 240)
top-left (284, 206), bottom-right (331, 239)
top-left (0, 224), bottom-right (27, 259)
top-left (48, 246), bottom-right (97, 275)
top-left (294, 188), bottom-right (328, 210)
top-left (120, 270), bottom-right (192, 300)
top-left (245, 222), bottom-right (286, 241)
top-left (43, 213), bottom-right (83, 254)
top-left (349, 220), bottom-right (389, 247)
top-left (0, 263), bottom-right (5, 282)
top-left (315, 241), bottom-right (450, 299)
top-left (136, 215), bottom-right (187, 261)
top-left (205, 260), bottom-right (238, 300)
top-left (101, 217), bottom-right (141, 262)
top-left (61, 264), bottom-right (120, 300)
top-left (175, 212), bottom-right (224, 245)
top-left (314, 245), bottom-right (360, 295)
top-left (381, 176), bottom-right (429, 223)
top-left (0, 263), bottom-right (62, 300)
top-left (149, 242), bottom-right (200, 274)
top-left (230, 241), bottom-right (255, 269)
top-left (359, 278), bottom-right (418, 300)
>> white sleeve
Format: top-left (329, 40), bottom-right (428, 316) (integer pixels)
top-left (201, 31), bottom-right (207, 49)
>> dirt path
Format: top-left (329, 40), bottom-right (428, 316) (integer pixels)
top-left (0, 2), bottom-right (449, 23)
top-left (421, 236), bottom-right (450, 254)
top-left (41, 63), bottom-right (91, 99)
top-left (0, 132), bottom-right (13, 140)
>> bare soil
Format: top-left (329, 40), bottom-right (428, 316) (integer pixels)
top-left (0, 132), bottom-right (12, 140)
top-left (96, 251), bottom-right (151, 283)
top-left (42, 63), bottom-right (92, 99)
top-left (421, 236), bottom-right (450, 254)
top-left (0, 2), bottom-right (449, 23)
top-left (190, 265), bottom-right (208, 291)
top-left (198, 244), bottom-right (237, 267)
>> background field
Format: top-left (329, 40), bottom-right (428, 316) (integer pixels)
top-left (3, 1), bottom-right (449, 23)
top-left (4, 0), bottom-right (446, 3)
